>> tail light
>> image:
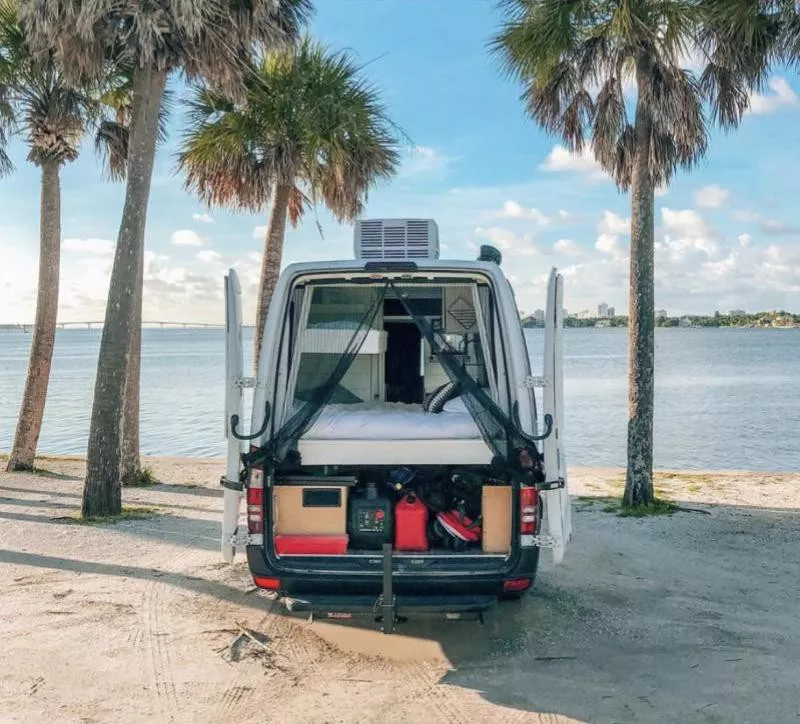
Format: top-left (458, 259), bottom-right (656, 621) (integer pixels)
top-left (253, 576), bottom-right (280, 591)
top-left (503, 577), bottom-right (532, 593)
top-left (520, 486), bottom-right (538, 540)
top-left (247, 468), bottom-right (264, 534)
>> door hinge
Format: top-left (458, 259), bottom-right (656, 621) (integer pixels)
top-left (536, 477), bottom-right (566, 491)
top-left (521, 534), bottom-right (557, 549)
top-left (225, 530), bottom-right (262, 548)
top-left (520, 375), bottom-right (549, 388)
top-left (234, 376), bottom-right (258, 389)
top-left (220, 476), bottom-right (244, 491)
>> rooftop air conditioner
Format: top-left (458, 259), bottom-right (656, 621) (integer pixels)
top-left (354, 218), bottom-right (440, 261)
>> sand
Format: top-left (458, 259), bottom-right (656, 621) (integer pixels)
top-left (1, 456), bottom-right (799, 723)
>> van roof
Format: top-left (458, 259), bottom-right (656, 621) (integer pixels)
top-left (282, 259), bottom-right (511, 281)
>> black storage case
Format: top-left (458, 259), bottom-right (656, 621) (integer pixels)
top-left (348, 481), bottom-right (393, 550)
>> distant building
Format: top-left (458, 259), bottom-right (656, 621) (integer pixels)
top-left (597, 302), bottom-right (609, 318)
top-left (607, 306), bottom-right (615, 318)
top-left (533, 309), bottom-right (545, 323)
top-left (728, 309), bottom-right (746, 316)
top-left (656, 309), bottom-right (667, 319)
top-left (679, 317), bottom-right (693, 327)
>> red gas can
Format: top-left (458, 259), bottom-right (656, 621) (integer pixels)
top-left (394, 494), bottom-right (429, 552)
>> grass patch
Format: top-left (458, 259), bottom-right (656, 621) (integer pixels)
top-left (55, 505), bottom-right (160, 526)
top-left (602, 498), bottom-right (679, 517)
top-left (123, 467), bottom-right (158, 487)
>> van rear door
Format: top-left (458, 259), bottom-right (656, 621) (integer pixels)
top-left (541, 269), bottom-right (572, 563)
top-left (222, 268), bottom-right (245, 562)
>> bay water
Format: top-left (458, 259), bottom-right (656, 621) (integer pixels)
top-left (0, 327), bottom-right (797, 471)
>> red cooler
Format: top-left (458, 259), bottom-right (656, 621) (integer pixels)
top-left (394, 494), bottom-right (429, 551)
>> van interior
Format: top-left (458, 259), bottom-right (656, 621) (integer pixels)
top-left (266, 276), bottom-right (527, 561)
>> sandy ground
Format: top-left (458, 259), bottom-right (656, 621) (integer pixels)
top-left (1, 457), bottom-right (799, 724)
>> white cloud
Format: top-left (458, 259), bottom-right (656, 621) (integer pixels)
top-left (474, 226), bottom-right (518, 251)
top-left (729, 209), bottom-right (800, 236)
top-left (252, 226), bottom-right (267, 239)
top-left (553, 238), bottom-right (583, 257)
top-left (732, 209), bottom-right (760, 223)
top-left (595, 233), bottom-right (627, 259)
top-left (474, 226), bottom-right (540, 256)
top-left (557, 209), bottom-right (572, 220)
top-left (661, 208), bottom-right (712, 239)
top-left (494, 200), bottom-right (551, 226)
top-left (401, 145), bottom-right (452, 176)
top-left (63, 238), bottom-right (115, 255)
top-left (738, 233), bottom-right (752, 247)
top-left (694, 184), bottom-right (730, 209)
top-left (540, 145), bottom-right (606, 181)
top-left (170, 229), bottom-right (207, 247)
top-left (749, 77), bottom-right (799, 115)
top-left (193, 213), bottom-right (214, 224)
top-left (597, 210), bottom-right (630, 236)
top-left (196, 250), bottom-right (223, 264)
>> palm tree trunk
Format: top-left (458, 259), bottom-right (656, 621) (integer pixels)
top-left (623, 58), bottom-right (656, 508)
top-left (254, 182), bottom-right (291, 370)
top-left (6, 161), bottom-right (61, 472)
top-left (120, 250), bottom-right (143, 486)
top-left (82, 64), bottom-right (167, 518)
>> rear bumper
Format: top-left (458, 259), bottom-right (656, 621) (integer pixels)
top-left (246, 545), bottom-right (539, 600)
top-left (284, 593), bottom-right (498, 616)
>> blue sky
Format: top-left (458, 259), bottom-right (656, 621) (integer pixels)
top-left (2, 0), bottom-right (799, 324)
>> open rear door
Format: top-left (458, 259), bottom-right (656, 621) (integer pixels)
top-left (222, 269), bottom-right (244, 562)
top-left (541, 269), bottom-right (572, 563)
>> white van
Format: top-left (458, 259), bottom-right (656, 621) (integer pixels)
top-left (221, 219), bottom-right (570, 631)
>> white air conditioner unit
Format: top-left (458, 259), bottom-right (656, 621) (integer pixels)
top-left (354, 218), bottom-right (440, 261)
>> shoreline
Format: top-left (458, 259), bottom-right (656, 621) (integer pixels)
top-left (3, 454), bottom-right (798, 511)
top-left (2, 452), bottom-right (797, 478)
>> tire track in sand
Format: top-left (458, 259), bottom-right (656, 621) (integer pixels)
top-left (141, 574), bottom-right (180, 720)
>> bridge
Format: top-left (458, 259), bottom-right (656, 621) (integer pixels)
top-left (0, 321), bottom-right (254, 332)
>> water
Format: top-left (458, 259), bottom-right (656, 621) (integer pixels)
top-left (0, 327), bottom-right (798, 471)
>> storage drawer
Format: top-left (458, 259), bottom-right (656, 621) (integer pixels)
top-left (274, 534), bottom-right (349, 555)
top-left (273, 477), bottom-right (354, 536)
top-left (482, 485), bottom-right (512, 553)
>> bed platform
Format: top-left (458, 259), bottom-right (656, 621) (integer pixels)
top-left (298, 402), bottom-right (493, 465)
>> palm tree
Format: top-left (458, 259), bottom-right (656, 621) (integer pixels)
top-left (0, 0), bottom-right (114, 472)
top-left (20, 0), bottom-right (311, 517)
top-left (94, 68), bottom-right (172, 488)
top-left (493, 0), bottom-right (761, 507)
top-left (178, 38), bottom-right (401, 368)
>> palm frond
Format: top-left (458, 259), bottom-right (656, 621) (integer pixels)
top-left (178, 36), bottom-right (400, 223)
top-left (492, 0), bottom-right (762, 191)
top-left (94, 119), bottom-right (128, 181)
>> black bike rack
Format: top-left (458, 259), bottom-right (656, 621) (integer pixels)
top-left (375, 543), bottom-right (396, 634)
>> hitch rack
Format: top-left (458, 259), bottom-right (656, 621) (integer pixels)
top-left (280, 543), bottom-right (496, 634)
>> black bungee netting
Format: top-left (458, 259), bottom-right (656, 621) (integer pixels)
top-left (244, 279), bottom-right (542, 475)
top-left (388, 282), bottom-right (543, 474)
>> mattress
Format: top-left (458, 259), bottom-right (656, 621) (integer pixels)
top-left (303, 401), bottom-right (481, 440)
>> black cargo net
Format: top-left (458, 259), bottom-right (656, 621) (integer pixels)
top-left (243, 279), bottom-right (543, 475)
top-left (389, 281), bottom-right (542, 473)
top-left (263, 282), bottom-right (389, 465)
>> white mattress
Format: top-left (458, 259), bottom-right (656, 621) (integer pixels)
top-left (303, 402), bottom-right (481, 440)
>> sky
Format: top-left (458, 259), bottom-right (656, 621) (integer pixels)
top-left (1, 0), bottom-right (800, 325)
